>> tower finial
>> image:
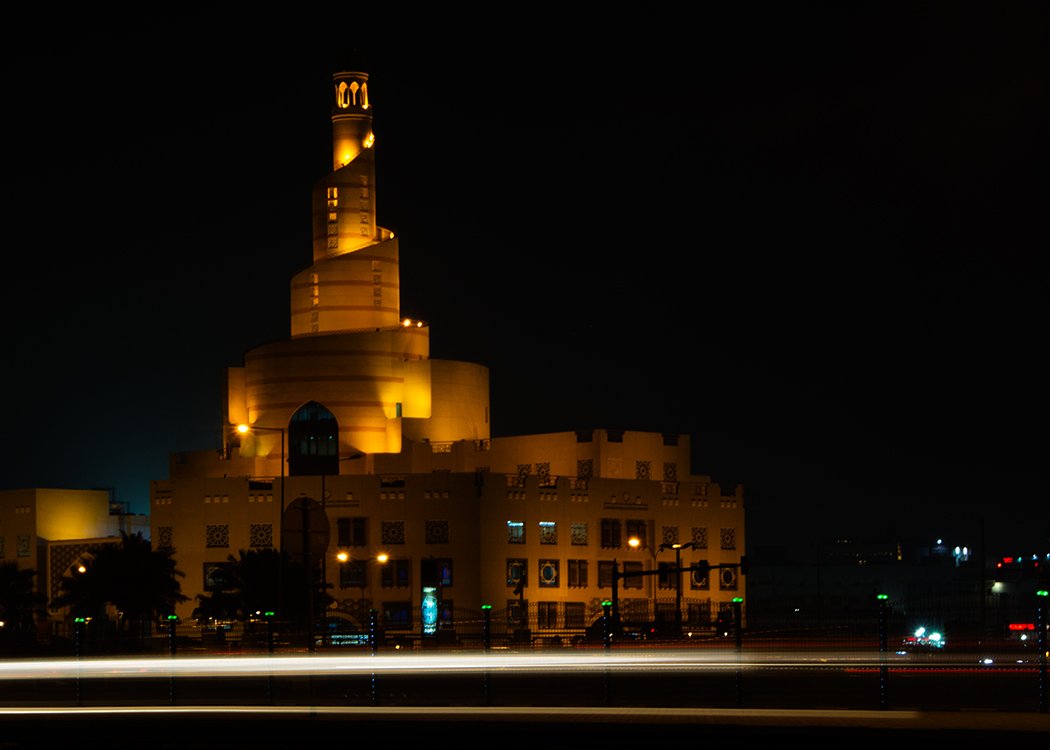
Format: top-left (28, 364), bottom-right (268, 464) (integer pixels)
top-left (331, 70), bottom-right (373, 170)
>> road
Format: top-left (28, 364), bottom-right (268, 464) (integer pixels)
top-left (1, 647), bottom-right (1048, 747)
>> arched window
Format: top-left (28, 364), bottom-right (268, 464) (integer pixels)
top-left (288, 401), bottom-right (338, 476)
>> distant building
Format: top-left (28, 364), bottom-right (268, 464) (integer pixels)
top-left (149, 70), bottom-right (746, 640)
top-left (0, 487), bottom-right (148, 633)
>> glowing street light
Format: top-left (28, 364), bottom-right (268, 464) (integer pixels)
top-left (235, 422), bottom-right (286, 617)
top-left (657, 541), bottom-right (697, 637)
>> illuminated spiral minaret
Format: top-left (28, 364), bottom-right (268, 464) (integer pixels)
top-left (225, 70), bottom-right (489, 469)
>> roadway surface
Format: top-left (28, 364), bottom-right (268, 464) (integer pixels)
top-left (1, 647), bottom-right (1048, 747)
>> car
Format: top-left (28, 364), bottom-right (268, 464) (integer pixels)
top-left (899, 626), bottom-right (946, 654)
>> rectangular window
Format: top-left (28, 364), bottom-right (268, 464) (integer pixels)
top-left (625, 519), bottom-right (647, 548)
top-left (537, 601), bottom-right (558, 630)
top-left (688, 601), bottom-right (711, 624)
top-left (381, 559), bottom-right (410, 588)
top-left (624, 599), bottom-right (649, 622)
top-left (570, 522), bottom-right (588, 546)
top-left (567, 559), bottom-right (588, 588)
top-left (337, 517), bottom-right (367, 547)
top-left (657, 561), bottom-right (674, 589)
top-left (600, 518), bottom-right (621, 549)
top-left (598, 561), bottom-right (616, 589)
top-left (422, 557), bottom-right (453, 587)
top-left (507, 599), bottom-right (527, 627)
top-left (440, 599), bottom-right (454, 626)
top-left (203, 562), bottom-right (235, 593)
top-left (339, 560), bottom-right (367, 589)
top-left (538, 521), bottom-right (557, 545)
top-left (383, 601), bottom-right (411, 629)
top-left (622, 561), bottom-right (644, 590)
top-left (565, 601), bottom-right (586, 627)
top-left (507, 520), bottom-right (525, 544)
top-left (16, 534), bottom-right (31, 558)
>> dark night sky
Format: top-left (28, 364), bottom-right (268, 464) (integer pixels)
top-left (1, 7), bottom-right (1046, 559)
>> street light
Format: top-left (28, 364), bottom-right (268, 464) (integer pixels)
top-left (333, 549), bottom-right (389, 626)
top-left (657, 541), bottom-right (697, 637)
top-left (236, 422), bottom-right (286, 617)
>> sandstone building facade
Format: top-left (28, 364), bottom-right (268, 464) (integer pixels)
top-left (149, 70), bottom-right (746, 639)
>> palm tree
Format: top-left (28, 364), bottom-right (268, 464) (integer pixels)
top-left (194, 548), bottom-right (331, 630)
top-left (51, 531), bottom-right (188, 637)
top-left (0, 562), bottom-right (46, 636)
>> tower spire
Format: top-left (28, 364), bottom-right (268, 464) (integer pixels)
top-left (331, 70), bottom-right (373, 170)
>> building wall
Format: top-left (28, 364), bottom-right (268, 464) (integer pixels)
top-left (152, 431), bottom-right (745, 629)
top-left (1, 488), bottom-right (125, 613)
top-left (34, 489), bottom-right (117, 541)
top-left (146, 71), bottom-right (747, 634)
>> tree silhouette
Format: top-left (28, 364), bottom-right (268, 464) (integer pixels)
top-left (50, 531), bottom-right (188, 636)
top-left (194, 548), bottom-right (331, 629)
top-left (0, 562), bottom-right (46, 635)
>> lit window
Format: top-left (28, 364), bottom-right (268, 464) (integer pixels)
top-left (507, 521), bottom-right (525, 544)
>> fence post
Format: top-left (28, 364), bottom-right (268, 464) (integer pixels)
top-left (1037, 589), bottom-right (1047, 713)
top-left (369, 608), bottom-right (379, 655)
top-left (601, 600), bottom-right (613, 651)
top-left (369, 608), bottom-right (380, 706)
top-left (601, 599), bottom-right (613, 706)
top-left (73, 617), bottom-right (86, 706)
top-left (481, 604), bottom-right (493, 705)
top-left (732, 597), bottom-right (744, 707)
top-left (732, 597), bottom-right (744, 652)
top-left (167, 614), bottom-right (179, 705)
top-left (877, 593), bottom-right (889, 710)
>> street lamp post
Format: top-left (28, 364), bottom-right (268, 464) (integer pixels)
top-left (236, 423), bottom-right (286, 618)
top-left (657, 541), bottom-right (697, 637)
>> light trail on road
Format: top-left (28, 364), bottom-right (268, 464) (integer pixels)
top-left (0, 649), bottom-right (1025, 681)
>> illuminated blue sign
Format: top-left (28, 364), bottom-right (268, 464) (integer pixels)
top-left (422, 586), bottom-right (438, 636)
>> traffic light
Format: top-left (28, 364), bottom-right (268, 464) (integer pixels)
top-left (693, 560), bottom-right (710, 576)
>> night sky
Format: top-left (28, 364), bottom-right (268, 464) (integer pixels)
top-left (2, 7), bottom-right (1046, 559)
